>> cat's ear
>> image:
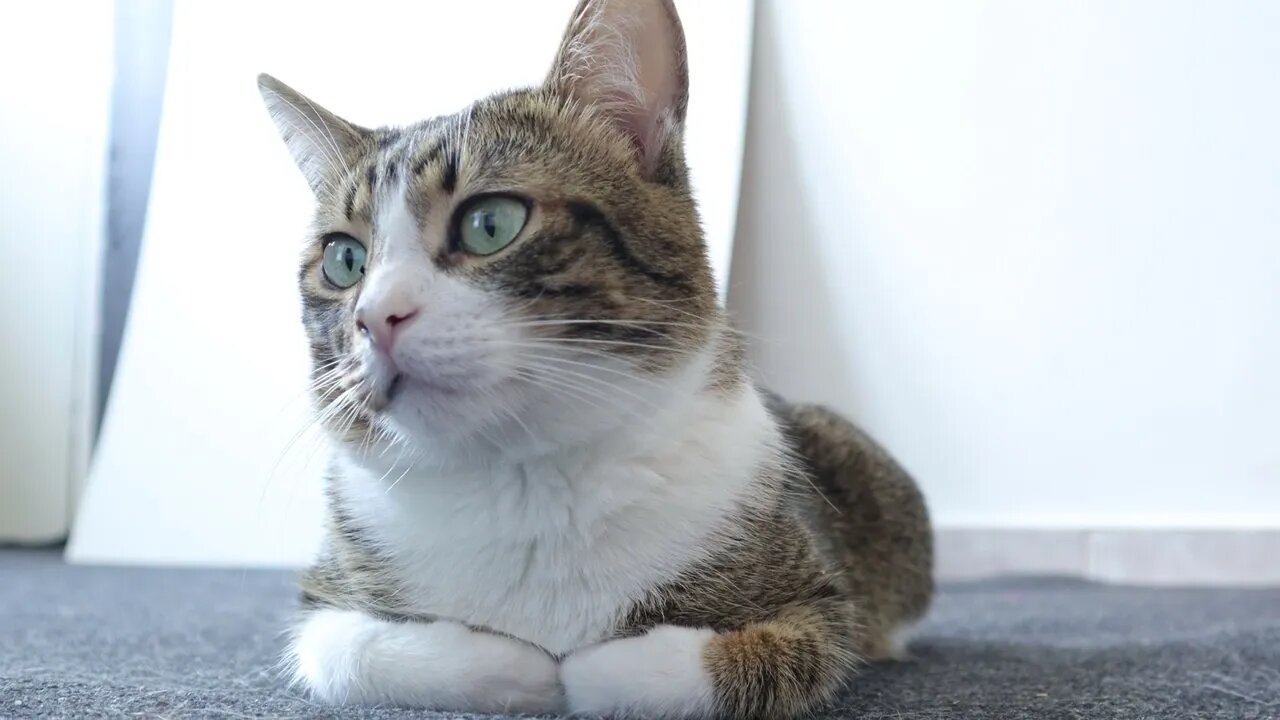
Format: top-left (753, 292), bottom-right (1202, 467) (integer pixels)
top-left (257, 74), bottom-right (365, 195)
top-left (546, 0), bottom-right (689, 178)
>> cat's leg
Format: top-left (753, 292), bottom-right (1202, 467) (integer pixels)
top-left (561, 603), bottom-right (857, 719)
top-left (288, 607), bottom-right (562, 713)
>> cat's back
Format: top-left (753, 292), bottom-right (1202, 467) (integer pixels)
top-left (767, 394), bottom-right (935, 657)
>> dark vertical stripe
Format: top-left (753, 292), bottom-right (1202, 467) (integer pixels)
top-left (425, 140), bottom-right (444, 165)
top-left (411, 140), bottom-right (445, 178)
top-left (442, 151), bottom-right (458, 193)
top-left (343, 183), bottom-right (357, 220)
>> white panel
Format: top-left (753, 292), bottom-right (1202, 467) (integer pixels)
top-left (1088, 530), bottom-right (1280, 587)
top-left (937, 529), bottom-right (1280, 587)
top-left (0, 2), bottom-right (111, 542)
top-left (729, 0), bottom-right (1280, 530)
top-left (69, 0), bottom-right (753, 566)
top-left (935, 529), bottom-right (1088, 581)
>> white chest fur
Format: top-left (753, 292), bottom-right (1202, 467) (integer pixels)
top-left (333, 385), bottom-right (777, 656)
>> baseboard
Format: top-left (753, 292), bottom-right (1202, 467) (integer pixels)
top-left (936, 528), bottom-right (1280, 586)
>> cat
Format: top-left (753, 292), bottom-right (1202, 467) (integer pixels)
top-left (257, 0), bottom-right (933, 717)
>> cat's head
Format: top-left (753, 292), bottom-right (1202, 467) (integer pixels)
top-left (259, 0), bottom-right (732, 461)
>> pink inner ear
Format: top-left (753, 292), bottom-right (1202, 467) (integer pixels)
top-left (555, 0), bottom-right (688, 177)
top-left (629, 5), bottom-right (681, 165)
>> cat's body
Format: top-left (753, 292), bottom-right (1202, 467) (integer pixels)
top-left (306, 335), bottom-right (772, 656)
top-left (260, 0), bottom-right (932, 717)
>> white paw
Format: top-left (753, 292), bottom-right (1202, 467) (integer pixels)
top-left (288, 608), bottom-right (562, 713)
top-left (561, 624), bottom-right (718, 718)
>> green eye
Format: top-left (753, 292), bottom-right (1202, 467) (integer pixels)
top-left (321, 234), bottom-right (367, 288)
top-left (458, 196), bottom-right (528, 255)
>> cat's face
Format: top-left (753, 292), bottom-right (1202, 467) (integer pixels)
top-left (260, 0), bottom-right (725, 459)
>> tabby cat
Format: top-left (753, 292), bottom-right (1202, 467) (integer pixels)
top-left (258, 0), bottom-right (932, 716)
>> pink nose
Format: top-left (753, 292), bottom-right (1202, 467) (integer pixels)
top-left (356, 305), bottom-right (420, 352)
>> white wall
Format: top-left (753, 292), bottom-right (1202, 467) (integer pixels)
top-left (730, 0), bottom-right (1280, 531)
top-left (0, 3), bottom-right (111, 542)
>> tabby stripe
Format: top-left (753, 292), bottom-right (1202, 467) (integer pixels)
top-left (376, 128), bottom-right (402, 150)
top-left (426, 140), bottom-right (445, 165)
top-left (513, 282), bottom-right (597, 299)
top-left (566, 200), bottom-right (689, 290)
top-left (342, 181), bottom-right (357, 220)
top-left (442, 150), bottom-right (459, 193)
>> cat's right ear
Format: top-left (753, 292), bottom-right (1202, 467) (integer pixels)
top-left (257, 74), bottom-right (365, 196)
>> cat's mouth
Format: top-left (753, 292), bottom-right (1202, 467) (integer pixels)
top-left (354, 349), bottom-right (475, 409)
top-left (372, 367), bottom-right (484, 414)
top-left (363, 344), bottom-right (516, 413)
top-left (344, 347), bottom-right (530, 442)
top-left (386, 374), bottom-right (469, 402)
top-left (385, 373), bottom-right (403, 402)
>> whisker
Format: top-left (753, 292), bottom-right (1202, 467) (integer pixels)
top-left (490, 386), bottom-right (538, 446)
top-left (505, 358), bottom-right (668, 430)
top-left (478, 336), bottom-right (684, 354)
top-left (497, 318), bottom-right (708, 331)
top-left (496, 361), bottom-right (621, 417)
top-left (509, 349), bottom-right (670, 393)
top-left (384, 453), bottom-right (421, 494)
top-left (516, 356), bottom-right (664, 414)
top-left (629, 296), bottom-right (764, 342)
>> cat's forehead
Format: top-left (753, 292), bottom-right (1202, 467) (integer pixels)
top-left (328, 92), bottom-right (569, 225)
top-left (379, 94), bottom-right (566, 174)
top-left (322, 89), bottom-right (627, 232)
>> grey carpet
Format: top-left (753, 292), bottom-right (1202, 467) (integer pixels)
top-left (2, 549), bottom-right (1278, 719)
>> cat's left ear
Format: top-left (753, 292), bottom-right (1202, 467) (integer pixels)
top-left (546, 0), bottom-right (689, 179)
top-left (257, 74), bottom-right (366, 195)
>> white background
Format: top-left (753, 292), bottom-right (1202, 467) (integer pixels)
top-left (729, 0), bottom-right (1280, 531)
top-left (68, 0), bottom-right (752, 566)
top-left (0, 2), bottom-right (110, 542)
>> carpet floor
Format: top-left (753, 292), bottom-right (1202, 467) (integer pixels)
top-left (2, 548), bottom-right (1278, 719)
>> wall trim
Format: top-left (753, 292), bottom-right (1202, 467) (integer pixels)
top-left (936, 528), bottom-right (1280, 586)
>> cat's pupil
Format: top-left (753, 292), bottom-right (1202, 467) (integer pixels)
top-left (482, 212), bottom-right (497, 238)
top-left (343, 247), bottom-right (354, 272)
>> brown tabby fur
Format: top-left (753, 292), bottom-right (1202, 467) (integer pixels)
top-left (260, 0), bottom-right (932, 716)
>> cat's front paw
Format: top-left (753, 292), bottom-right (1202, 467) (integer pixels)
top-left (561, 624), bottom-right (719, 718)
top-left (290, 608), bottom-right (562, 713)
